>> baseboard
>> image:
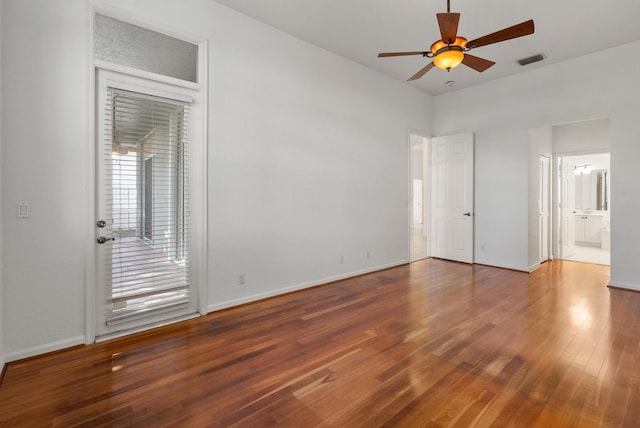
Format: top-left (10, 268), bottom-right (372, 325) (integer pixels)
top-left (4, 336), bottom-right (86, 363)
top-left (0, 357), bottom-right (6, 385)
top-left (528, 263), bottom-right (541, 273)
top-left (473, 259), bottom-right (530, 273)
top-left (207, 260), bottom-right (408, 313)
top-left (608, 281), bottom-right (640, 292)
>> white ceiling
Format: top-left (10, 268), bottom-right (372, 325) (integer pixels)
top-left (213, 0), bottom-right (640, 95)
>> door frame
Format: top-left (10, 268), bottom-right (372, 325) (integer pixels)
top-left (554, 151), bottom-right (610, 262)
top-left (85, 6), bottom-right (208, 343)
top-left (539, 155), bottom-right (551, 263)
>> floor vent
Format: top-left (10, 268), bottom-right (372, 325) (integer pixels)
top-left (518, 53), bottom-right (545, 66)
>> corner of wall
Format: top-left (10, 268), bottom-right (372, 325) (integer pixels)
top-left (0, 0), bottom-right (5, 370)
top-left (609, 109), bottom-right (640, 290)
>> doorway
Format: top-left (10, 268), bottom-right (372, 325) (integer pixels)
top-left (409, 133), bottom-right (429, 262)
top-left (557, 153), bottom-right (611, 265)
top-left (95, 70), bottom-right (200, 338)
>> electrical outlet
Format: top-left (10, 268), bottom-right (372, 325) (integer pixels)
top-left (238, 274), bottom-right (245, 285)
top-left (339, 256), bottom-right (344, 264)
top-left (17, 202), bottom-right (30, 219)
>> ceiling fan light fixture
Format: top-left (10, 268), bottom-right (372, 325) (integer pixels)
top-left (433, 50), bottom-right (464, 70)
top-left (377, 0), bottom-right (535, 81)
top-left (431, 37), bottom-right (467, 70)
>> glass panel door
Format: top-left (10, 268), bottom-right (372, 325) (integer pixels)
top-left (96, 72), bottom-right (196, 337)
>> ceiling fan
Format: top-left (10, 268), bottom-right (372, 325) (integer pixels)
top-left (378, 0), bottom-right (535, 81)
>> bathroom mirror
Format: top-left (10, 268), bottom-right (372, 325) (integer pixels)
top-left (575, 169), bottom-right (608, 211)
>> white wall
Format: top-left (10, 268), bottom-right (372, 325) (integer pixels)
top-left (561, 153), bottom-right (610, 172)
top-left (205, 2), bottom-right (433, 308)
top-left (2, 0), bottom-right (89, 360)
top-left (610, 108), bottom-right (640, 291)
top-left (435, 39), bottom-right (640, 280)
top-left (0, 0), bottom-right (4, 368)
top-left (553, 118), bottom-right (610, 155)
top-left (0, 0), bottom-right (433, 360)
top-left (474, 127), bottom-right (529, 270)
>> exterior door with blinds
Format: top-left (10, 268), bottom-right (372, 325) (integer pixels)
top-left (96, 71), bottom-right (197, 337)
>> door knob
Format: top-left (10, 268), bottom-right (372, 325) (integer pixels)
top-left (96, 220), bottom-right (107, 228)
top-left (463, 212), bottom-right (472, 216)
top-left (97, 236), bottom-right (115, 244)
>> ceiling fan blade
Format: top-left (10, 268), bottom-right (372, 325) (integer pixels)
top-left (436, 13), bottom-right (460, 44)
top-left (378, 51), bottom-right (427, 58)
top-left (466, 19), bottom-right (534, 49)
top-left (462, 54), bottom-right (496, 72)
top-left (408, 63), bottom-right (435, 81)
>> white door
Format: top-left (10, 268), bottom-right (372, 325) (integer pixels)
top-left (95, 70), bottom-right (198, 338)
top-left (539, 156), bottom-right (550, 262)
top-left (430, 132), bottom-right (474, 263)
top-left (560, 158), bottom-right (577, 259)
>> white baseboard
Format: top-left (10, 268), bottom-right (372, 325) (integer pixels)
top-left (4, 336), bottom-right (86, 363)
top-left (474, 259), bottom-right (529, 273)
top-left (608, 281), bottom-right (640, 292)
top-left (207, 260), bottom-right (407, 313)
top-left (528, 263), bottom-right (541, 273)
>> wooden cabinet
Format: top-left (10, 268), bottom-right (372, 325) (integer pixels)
top-left (575, 215), bottom-right (603, 246)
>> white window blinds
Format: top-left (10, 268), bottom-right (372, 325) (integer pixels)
top-left (103, 87), bottom-right (191, 325)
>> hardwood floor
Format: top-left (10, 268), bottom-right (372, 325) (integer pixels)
top-left (1, 259), bottom-right (638, 427)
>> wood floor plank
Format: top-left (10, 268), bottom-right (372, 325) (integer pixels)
top-left (1, 259), bottom-right (638, 427)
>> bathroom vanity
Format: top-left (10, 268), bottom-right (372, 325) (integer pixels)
top-left (575, 213), bottom-right (604, 246)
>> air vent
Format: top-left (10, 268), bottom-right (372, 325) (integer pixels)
top-left (518, 53), bottom-right (545, 66)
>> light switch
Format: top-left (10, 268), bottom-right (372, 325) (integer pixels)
top-left (17, 202), bottom-right (30, 219)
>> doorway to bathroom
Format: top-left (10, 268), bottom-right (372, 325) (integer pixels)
top-left (558, 152), bottom-right (610, 265)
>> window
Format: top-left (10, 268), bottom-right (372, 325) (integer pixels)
top-left (94, 13), bottom-right (198, 83)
